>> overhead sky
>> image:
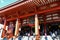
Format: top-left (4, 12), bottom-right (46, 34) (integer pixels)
top-left (0, 0), bottom-right (23, 9)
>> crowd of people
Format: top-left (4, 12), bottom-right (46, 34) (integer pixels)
top-left (0, 23), bottom-right (60, 40)
top-left (0, 17), bottom-right (60, 40)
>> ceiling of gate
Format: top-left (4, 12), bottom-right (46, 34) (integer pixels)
top-left (0, 0), bottom-right (60, 20)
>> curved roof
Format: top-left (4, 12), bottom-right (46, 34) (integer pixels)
top-left (0, 0), bottom-right (26, 10)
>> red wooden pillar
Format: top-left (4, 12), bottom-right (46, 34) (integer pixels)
top-left (44, 15), bottom-right (47, 36)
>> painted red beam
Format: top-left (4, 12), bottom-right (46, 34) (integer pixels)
top-left (7, 6), bottom-right (60, 21)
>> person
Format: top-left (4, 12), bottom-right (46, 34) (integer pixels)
top-left (50, 31), bottom-right (53, 38)
top-left (0, 17), bottom-right (6, 40)
top-left (18, 36), bottom-right (22, 40)
top-left (0, 24), bottom-right (6, 40)
top-left (57, 29), bottom-right (60, 40)
top-left (28, 33), bottom-right (30, 40)
top-left (8, 22), bottom-right (15, 33)
top-left (52, 32), bottom-right (56, 40)
top-left (45, 33), bottom-right (48, 40)
top-left (55, 31), bottom-right (57, 37)
top-left (18, 27), bottom-right (22, 40)
top-left (6, 22), bottom-right (15, 40)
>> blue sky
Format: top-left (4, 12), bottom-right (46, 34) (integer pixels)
top-left (0, 0), bottom-right (18, 8)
